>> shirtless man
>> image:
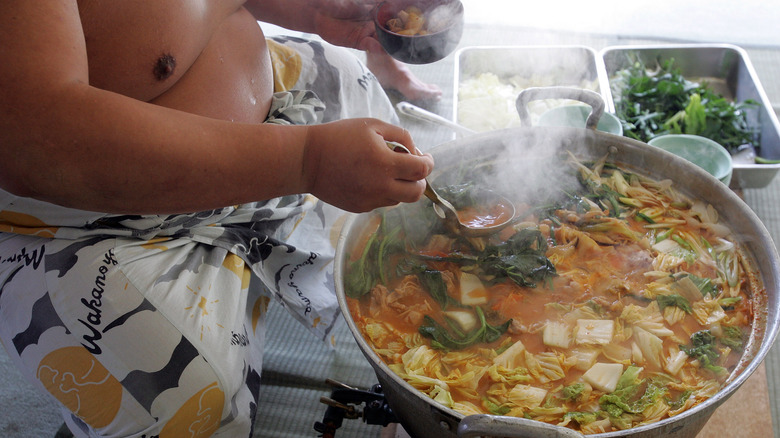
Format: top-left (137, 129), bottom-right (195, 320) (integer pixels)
top-left (0, 0), bottom-right (434, 213)
top-left (0, 1), bottom-right (434, 437)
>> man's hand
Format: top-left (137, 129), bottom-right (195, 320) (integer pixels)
top-left (312, 1), bottom-right (443, 101)
top-left (301, 118), bottom-right (434, 213)
top-left (309, 0), bottom-right (385, 52)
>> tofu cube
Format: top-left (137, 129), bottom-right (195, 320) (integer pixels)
top-left (458, 272), bottom-right (489, 306)
top-left (582, 362), bottom-right (624, 393)
top-left (444, 309), bottom-right (478, 333)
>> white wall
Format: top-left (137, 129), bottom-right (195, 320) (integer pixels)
top-left (461, 0), bottom-right (780, 47)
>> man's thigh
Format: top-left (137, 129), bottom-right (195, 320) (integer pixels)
top-left (0, 233), bottom-right (267, 437)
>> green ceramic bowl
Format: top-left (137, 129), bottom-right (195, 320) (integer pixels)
top-left (648, 134), bottom-right (733, 185)
top-left (538, 104), bottom-right (623, 135)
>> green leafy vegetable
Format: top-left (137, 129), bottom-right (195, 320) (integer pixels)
top-left (680, 330), bottom-right (726, 374)
top-left (596, 184), bottom-right (627, 218)
top-left (682, 93), bottom-right (707, 134)
top-left (344, 232), bottom-right (381, 298)
top-left (419, 306), bottom-right (511, 350)
top-left (377, 226), bottom-right (403, 285)
top-left (612, 58), bottom-right (760, 154)
top-left (563, 411), bottom-right (599, 426)
top-left (562, 382), bottom-right (587, 402)
top-left (574, 169), bottom-right (626, 217)
top-left (535, 186), bottom-right (592, 222)
top-left (600, 366), bottom-right (668, 418)
top-left (405, 228), bottom-right (557, 290)
top-left (719, 325), bottom-right (745, 350)
top-left (485, 399), bottom-right (511, 416)
top-left (417, 269), bottom-right (453, 308)
top-left (719, 296), bottom-right (742, 310)
top-left (666, 390), bottom-right (692, 410)
top-left (439, 183), bottom-right (484, 208)
top-left (479, 228), bottom-right (557, 288)
top-left (344, 214), bottom-right (406, 298)
top-left (656, 294), bottom-right (693, 314)
top-left (715, 247), bottom-right (740, 288)
top-left (688, 274), bottom-right (718, 298)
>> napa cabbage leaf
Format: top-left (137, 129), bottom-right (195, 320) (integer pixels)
top-left (562, 382), bottom-right (587, 402)
top-left (599, 366), bottom-right (668, 421)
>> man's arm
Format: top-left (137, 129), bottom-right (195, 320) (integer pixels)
top-left (0, 0), bottom-right (431, 214)
top-left (0, 0), bottom-right (311, 213)
top-left (244, 0), bottom-right (382, 52)
top-left (246, 0), bottom-right (443, 101)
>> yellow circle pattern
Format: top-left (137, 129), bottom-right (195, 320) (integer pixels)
top-left (37, 346), bottom-right (122, 429)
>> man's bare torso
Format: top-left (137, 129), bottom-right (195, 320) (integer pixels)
top-left (77, 0), bottom-right (274, 123)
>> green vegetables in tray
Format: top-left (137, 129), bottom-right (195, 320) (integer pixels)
top-left (611, 57), bottom-right (761, 154)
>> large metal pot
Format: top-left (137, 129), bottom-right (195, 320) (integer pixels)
top-left (335, 119), bottom-right (780, 438)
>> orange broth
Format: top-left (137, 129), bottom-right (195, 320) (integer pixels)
top-left (345, 158), bottom-right (757, 434)
top-left (457, 200), bottom-right (514, 229)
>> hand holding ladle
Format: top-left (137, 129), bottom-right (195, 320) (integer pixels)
top-left (386, 141), bottom-right (515, 237)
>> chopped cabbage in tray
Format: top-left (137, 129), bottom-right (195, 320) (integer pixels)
top-left (457, 72), bottom-right (600, 132)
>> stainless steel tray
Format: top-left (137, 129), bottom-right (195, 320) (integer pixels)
top-left (453, 45), bottom-right (612, 134)
top-left (601, 44), bottom-right (780, 188)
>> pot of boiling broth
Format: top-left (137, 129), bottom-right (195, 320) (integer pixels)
top-left (334, 125), bottom-right (780, 438)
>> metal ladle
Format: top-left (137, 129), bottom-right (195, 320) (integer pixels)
top-left (386, 141), bottom-right (516, 237)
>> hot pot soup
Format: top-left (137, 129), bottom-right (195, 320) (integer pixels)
top-left (344, 152), bottom-right (760, 434)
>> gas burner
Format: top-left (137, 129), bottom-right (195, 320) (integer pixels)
top-left (313, 379), bottom-right (399, 437)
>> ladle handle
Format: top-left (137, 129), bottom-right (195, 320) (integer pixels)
top-left (515, 86), bottom-right (606, 130)
top-left (396, 101), bottom-right (477, 137)
top-left (385, 141), bottom-right (459, 222)
top-left (458, 414), bottom-right (585, 438)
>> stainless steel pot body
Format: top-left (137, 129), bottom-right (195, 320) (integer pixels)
top-left (334, 127), bottom-right (780, 438)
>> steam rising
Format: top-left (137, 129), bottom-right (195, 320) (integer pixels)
top-left (426, 3), bottom-right (461, 33)
top-left (430, 128), bottom-right (588, 210)
top-left (449, 48), bottom-right (612, 204)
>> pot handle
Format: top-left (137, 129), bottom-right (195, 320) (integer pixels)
top-left (515, 86), bottom-right (606, 130)
top-left (457, 414), bottom-right (585, 438)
